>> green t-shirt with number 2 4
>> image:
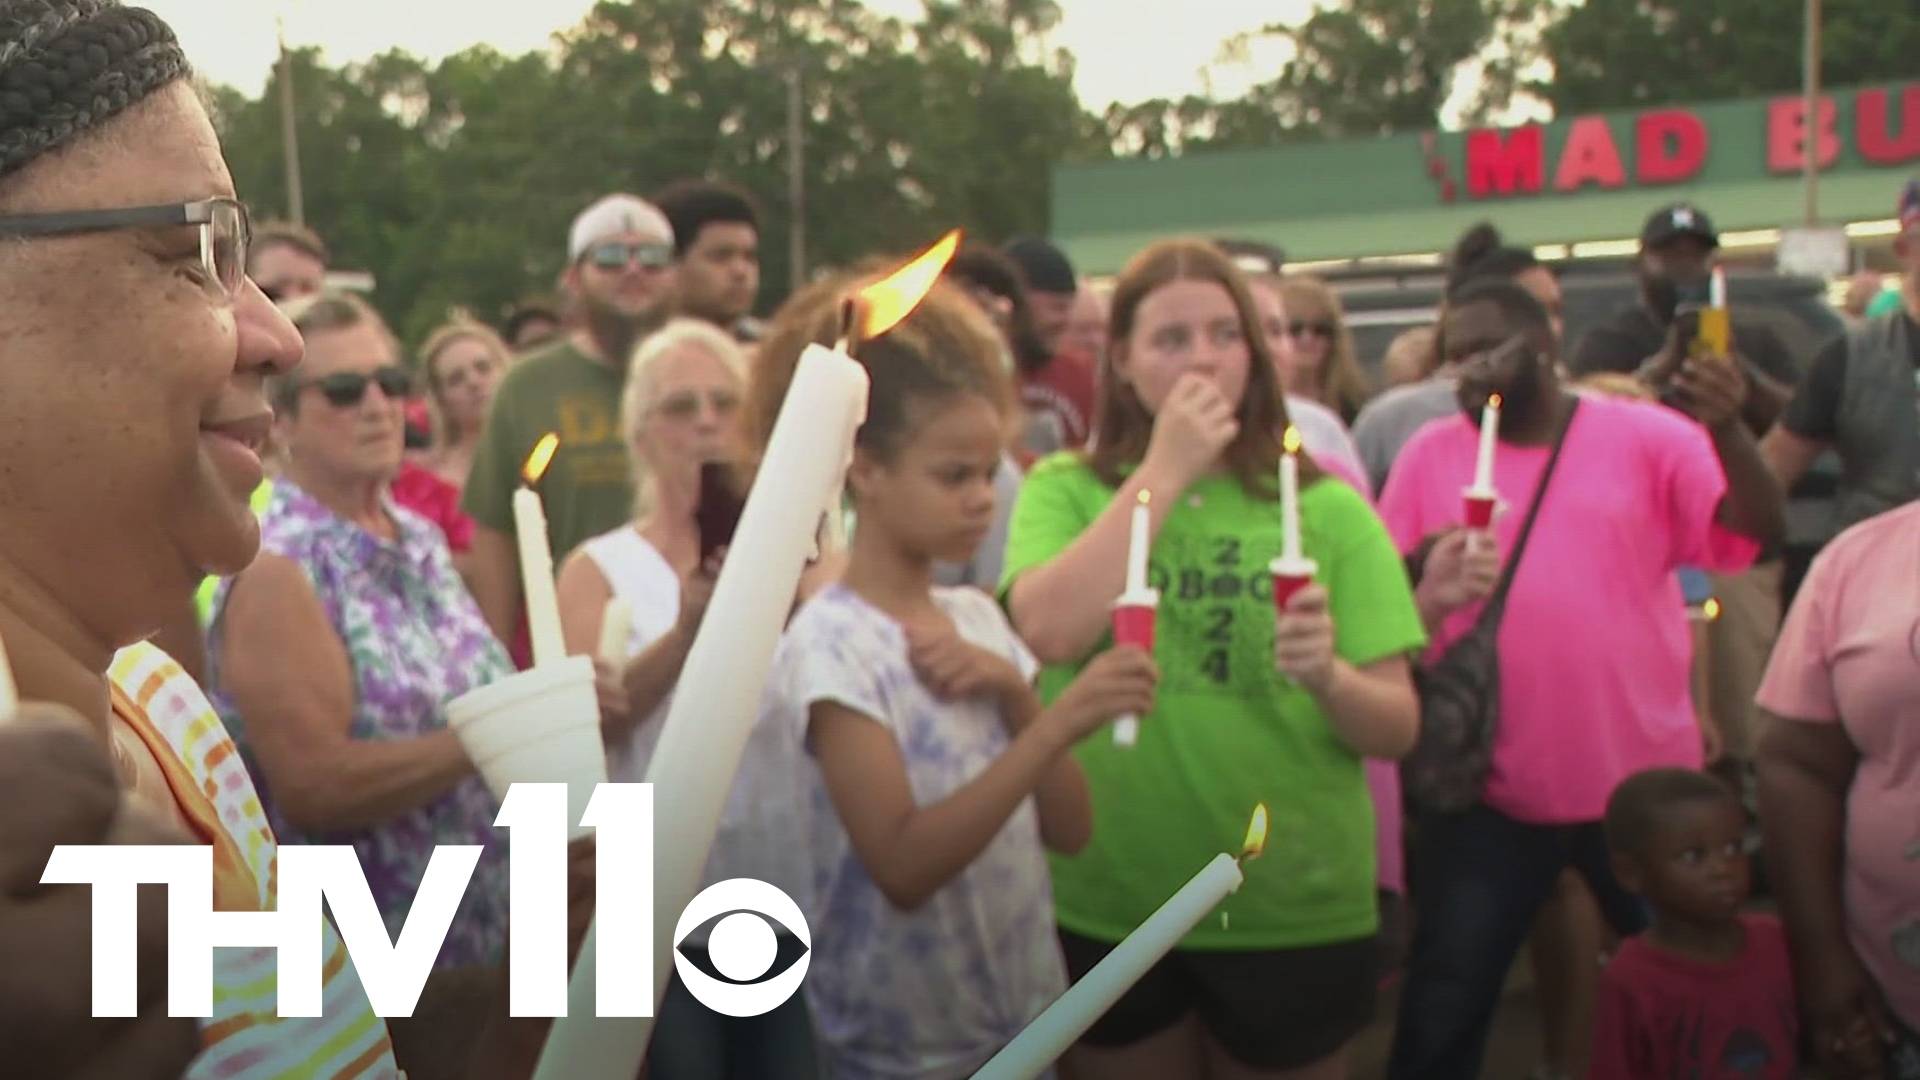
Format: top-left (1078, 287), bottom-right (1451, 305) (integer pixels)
top-left (1000, 453), bottom-right (1427, 951)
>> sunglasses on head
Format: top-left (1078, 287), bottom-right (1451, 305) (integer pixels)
top-left (585, 241), bottom-right (674, 271)
top-left (655, 388), bottom-right (741, 419)
top-left (305, 367), bottom-right (413, 408)
top-left (1288, 321), bottom-right (1335, 339)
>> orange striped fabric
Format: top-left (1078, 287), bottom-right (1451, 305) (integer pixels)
top-left (110, 641), bottom-right (402, 1080)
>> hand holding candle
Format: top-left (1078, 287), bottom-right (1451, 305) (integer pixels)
top-left (1112, 490), bottom-right (1158, 747)
top-left (515, 433), bottom-right (566, 668)
top-left (1462, 393), bottom-right (1502, 547)
top-left (969, 805), bottom-right (1270, 1080)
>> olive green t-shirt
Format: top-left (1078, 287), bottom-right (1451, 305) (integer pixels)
top-left (462, 338), bottom-right (634, 565)
top-left (999, 453), bottom-right (1426, 950)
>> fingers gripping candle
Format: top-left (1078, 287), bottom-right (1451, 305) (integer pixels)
top-left (970, 806), bottom-right (1271, 1080)
top-left (529, 229), bottom-right (964, 1080)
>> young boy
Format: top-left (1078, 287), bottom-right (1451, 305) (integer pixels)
top-left (1587, 767), bottom-right (1798, 1080)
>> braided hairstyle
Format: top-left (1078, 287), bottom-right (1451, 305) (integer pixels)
top-left (0, 0), bottom-right (188, 185)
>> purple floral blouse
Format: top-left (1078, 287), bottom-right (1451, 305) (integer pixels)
top-left (207, 479), bottom-right (512, 969)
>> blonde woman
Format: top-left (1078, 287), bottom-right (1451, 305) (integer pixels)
top-left (553, 317), bottom-right (818, 1080)
top-left (388, 314), bottom-right (515, 568)
top-left (1271, 273), bottom-right (1374, 424)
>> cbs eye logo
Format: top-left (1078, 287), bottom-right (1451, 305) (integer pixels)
top-left (673, 878), bottom-right (812, 1016)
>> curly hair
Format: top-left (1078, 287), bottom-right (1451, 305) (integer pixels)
top-left (0, 0), bottom-right (189, 185)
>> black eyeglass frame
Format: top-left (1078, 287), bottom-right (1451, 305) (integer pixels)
top-left (0, 197), bottom-right (252, 299)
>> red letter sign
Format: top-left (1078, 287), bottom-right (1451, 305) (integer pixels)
top-left (1553, 116), bottom-right (1628, 192)
top-left (1856, 86), bottom-right (1920, 166)
top-left (1466, 125), bottom-right (1545, 199)
top-left (1635, 109), bottom-right (1708, 184)
top-left (1768, 95), bottom-right (1841, 173)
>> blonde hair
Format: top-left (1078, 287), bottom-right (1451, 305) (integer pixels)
top-left (619, 318), bottom-right (750, 516)
top-left (417, 311), bottom-right (515, 445)
top-left (1382, 325), bottom-right (1440, 387)
top-left (1269, 274), bottom-right (1372, 421)
top-left (1577, 371), bottom-right (1656, 402)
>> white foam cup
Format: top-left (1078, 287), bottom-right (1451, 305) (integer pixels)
top-left (446, 655), bottom-right (608, 838)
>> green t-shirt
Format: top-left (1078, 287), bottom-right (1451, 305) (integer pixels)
top-left (195, 478), bottom-right (276, 625)
top-left (999, 454), bottom-right (1427, 951)
top-left (462, 338), bottom-right (635, 565)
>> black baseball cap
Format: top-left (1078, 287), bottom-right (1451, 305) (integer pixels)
top-left (1641, 202), bottom-right (1719, 249)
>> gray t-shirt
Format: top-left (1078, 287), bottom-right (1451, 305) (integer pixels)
top-left (1352, 377), bottom-right (1461, 494)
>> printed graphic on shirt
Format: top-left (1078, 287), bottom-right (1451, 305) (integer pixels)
top-left (1146, 532), bottom-right (1287, 697)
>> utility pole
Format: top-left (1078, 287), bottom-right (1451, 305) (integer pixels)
top-left (785, 66), bottom-right (807, 288)
top-left (1802, 0), bottom-right (1822, 225)
top-left (277, 17), bottom-right (306, 227)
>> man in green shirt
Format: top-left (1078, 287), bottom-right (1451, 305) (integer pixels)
top-left (463, 194), bottom-right (677, 653)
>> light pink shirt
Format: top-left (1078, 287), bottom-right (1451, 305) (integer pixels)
top-left (1755, 501), bottom-right (1920, 1029)
top-left (1378, 394), bottom-right (1757, 823)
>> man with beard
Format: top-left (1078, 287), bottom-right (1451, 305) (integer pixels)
top-left (1567, 202), bottom-right (1802, 810)
top-left (462, 194), bottom-right (676, 658)
top-left (1378, 277), bottom-right (1784, 1080)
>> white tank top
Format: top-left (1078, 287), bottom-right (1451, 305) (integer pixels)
top-left (579, 526), bottom-right (680, 784)
top-left (577, 524), bottom-right (812, 923)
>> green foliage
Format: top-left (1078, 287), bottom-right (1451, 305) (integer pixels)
top-left (1537, 0), bottom-right (1920, 114)
top-left (212, 0), bottom-right (1105, 348)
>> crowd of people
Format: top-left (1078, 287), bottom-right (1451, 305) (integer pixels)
top-left (3, 4), bottom-right (1920, 1080)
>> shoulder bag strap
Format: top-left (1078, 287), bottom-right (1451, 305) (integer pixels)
top-left (1479, 395), bottom-right (1580, 621)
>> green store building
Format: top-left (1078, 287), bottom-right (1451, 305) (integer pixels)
top-left (1052, 77), bottom-right (1920, 282)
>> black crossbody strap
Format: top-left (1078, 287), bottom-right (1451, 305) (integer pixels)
top-left (1480, 396), bottom-right (1579, 620)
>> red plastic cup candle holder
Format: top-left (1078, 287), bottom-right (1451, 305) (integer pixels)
top-left (1110, 589), bottom-right (1159, 747)
top-left (1461, 486), bottom-right (1501, 530)
top-left (1268, 557), bottom-right (1317, 617)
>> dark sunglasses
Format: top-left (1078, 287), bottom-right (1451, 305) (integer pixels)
top-left (585, 241), bottom-right (674, 271)
top-left (303, 367), bottom-right (413, 408)
top-left (1288, 321), bottom-right (1335, 339)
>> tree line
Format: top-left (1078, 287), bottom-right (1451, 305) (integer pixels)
top-left (203, 0), bottom-right (1920, 346)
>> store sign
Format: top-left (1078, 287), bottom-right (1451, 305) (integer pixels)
top-left (1444, 82), bottom-right (1920, 202)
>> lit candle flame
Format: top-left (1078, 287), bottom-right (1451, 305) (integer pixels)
top-left (1703, 598), bottom-right (1721, 622)
top-left (1487, 393), bottom-right (1503, 410)
top-left (1281, 425), bottom-right (1301, 455)
top-left (1241, 803), bottom-right (1269, 860)
top-left (851, 229), bottom-right (962, 342)
top-left (523, 432), bottom-right (560, 485)
top-left (1137, 489), bottom-right (1150, 506)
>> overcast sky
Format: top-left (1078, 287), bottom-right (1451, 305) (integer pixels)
top-left (142, 0), bottom-right (1311, 111)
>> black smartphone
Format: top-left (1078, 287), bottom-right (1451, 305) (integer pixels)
top-left (695, 460), bottom-right (746, 563)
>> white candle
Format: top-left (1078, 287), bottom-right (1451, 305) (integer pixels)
top-left (0, 625), bottom-right (16, 723)
top-left (1472, 393), bottom-right (1502, 493)
top-left (514, 470), bottom-right (566, 668)
top-left (1709, 266), bottom-right (1727, 309)
top-left (531, 230), bottom-right (956, 1080)
top-left (971, 854), bottom-right (1245, 1080)
top-left (1279, 426), bottom-right (1302, 563)
top-left (1125, 490), bottom-right (1149, 595)
top-left (595, 597), bottom-right (633, 664)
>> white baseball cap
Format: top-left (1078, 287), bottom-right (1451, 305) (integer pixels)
top-left (568, 194), bottom-right (674, 261)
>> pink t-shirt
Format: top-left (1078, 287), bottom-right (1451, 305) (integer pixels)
top-left (1754, 501), bottom-right (1920, 1029)
top-left (1378, 394), bottom-right (1757, 824)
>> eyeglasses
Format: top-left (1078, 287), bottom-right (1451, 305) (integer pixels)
top-left (300, 367), bottom-right (413, 408)
top-left (1288, 321), bottom-right (1335, 339)
top-left (0, 197), bottom-right (251, 301)
top-left (655, 388), bottom-right (740, 419)
top-left (584, 241), bottom-right (674, 272)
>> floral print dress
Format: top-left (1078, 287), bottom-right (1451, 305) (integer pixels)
top-left (207, 479), bottom-right (513, 969)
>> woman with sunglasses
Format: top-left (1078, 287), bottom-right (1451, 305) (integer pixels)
top-left (1268, 274), bottom-right (1375, 425)
top-left (205, 292), bottom-right (513, 973)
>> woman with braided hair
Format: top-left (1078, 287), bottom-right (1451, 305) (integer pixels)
top-left (0, 4), bottom-right (590, 1079)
